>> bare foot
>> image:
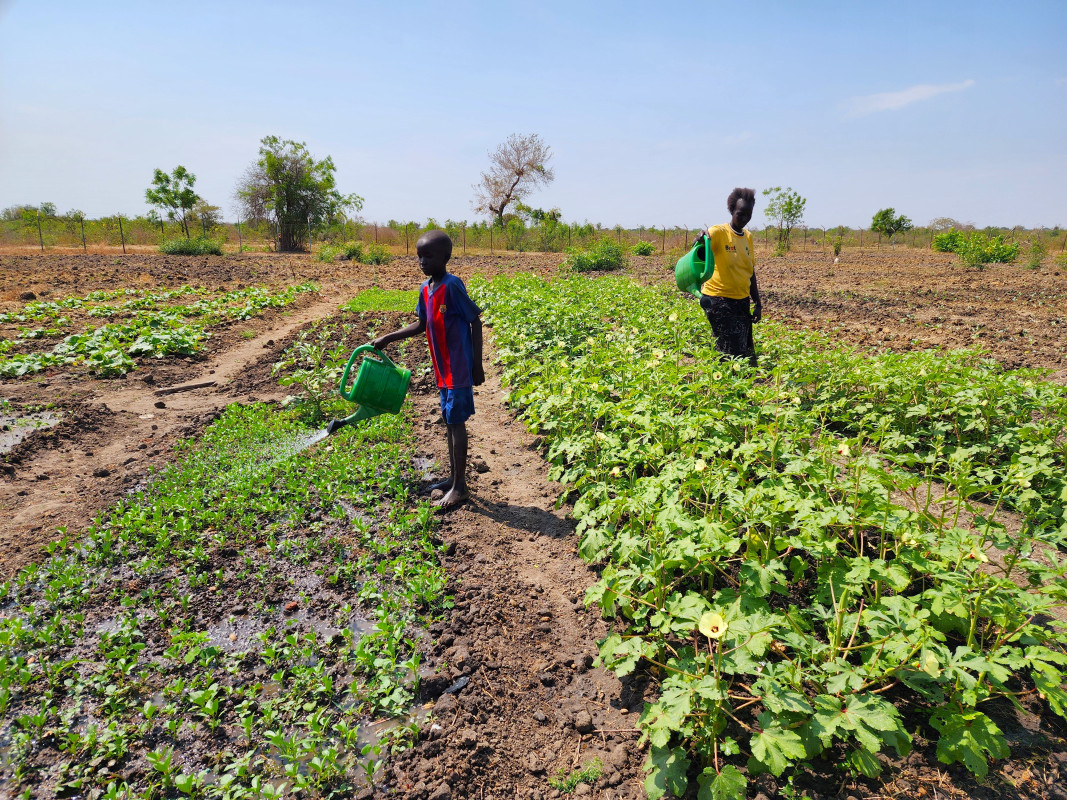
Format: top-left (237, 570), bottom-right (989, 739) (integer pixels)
top-left (434, 487), bottom-right (469, 512)
top-left (421, 479), bottom-right (453, 496)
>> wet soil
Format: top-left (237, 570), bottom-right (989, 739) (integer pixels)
top-left (2, 249), bottom-right (1066, 799)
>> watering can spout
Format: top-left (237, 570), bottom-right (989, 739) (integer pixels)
top-left (326, 404), bottom-right (383, 436)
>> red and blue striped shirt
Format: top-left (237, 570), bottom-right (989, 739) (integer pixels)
top-left (416, 273), bottom-right (481, 389)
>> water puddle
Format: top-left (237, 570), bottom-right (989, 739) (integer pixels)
top-left (0, 411), bottom-right (61, 454)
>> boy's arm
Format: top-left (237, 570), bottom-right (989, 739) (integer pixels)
top-left (471, 316), bottom-right (484, 385)
top-left (371, 318), bottom-right (425, 350)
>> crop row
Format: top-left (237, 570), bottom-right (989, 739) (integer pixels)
top-left (472, 274), bottom-right (1067, 799)
top-left (0, 283), bottom-right (316, 378)
top-left (0, 402), bottom-right (446, 798)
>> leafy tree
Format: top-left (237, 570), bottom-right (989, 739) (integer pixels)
top-left (146, 166), bottom-right (200, 238)
top-left (472, 133), bottom-right (554, 225)
top-left (870, 208), bottom-right (913, 243)
top-left (929, 217), bottom-right (967, 232)
top-left (761, 186), bottom-right (806, 249)
top-left (191, 200), bottom-right (223, 235)
top-left (516, 202), bottom-right (563, 224)
top-left (38, 202), bottom-right (57, 217)
top-left (235, 136), bottom-right (363, 252)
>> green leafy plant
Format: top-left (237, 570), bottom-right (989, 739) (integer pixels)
top-left (549, 758), bottom-right (603, 793)
top-left (271, 320), bottom-right (353, 423)
top-left (360, 243), bottom-right (392, 265)
top-left (159, 237), bottom-right (224, 256)
top-left (956, 231), bottom-right (1020, 267)
top-left (932, 229), bottom-right (965, 253)
top-left (472, 273), bottom-right (1067, 799)
top-left (1026, 236), bottom-right (1047, 269)
top-left (631, 240), bottom-right (656, 256)
top-left (564, 238), bottom-right (624, 272)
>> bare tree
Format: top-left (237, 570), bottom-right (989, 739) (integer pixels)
top-left (472, 134), bottom-right (554, 225)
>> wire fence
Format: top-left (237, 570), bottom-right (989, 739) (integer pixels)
top-left (2, 213), bottom-right (1063, 258)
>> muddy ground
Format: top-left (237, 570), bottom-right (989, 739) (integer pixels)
top-left (2, 248), bottom-right (1066, 799)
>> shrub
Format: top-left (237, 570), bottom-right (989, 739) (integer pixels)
top-left (630, 240), bottom-right (656, 256)
top-left (360, 243), bottom-right (392, 265)
top-left (316, 242), bottom-right (364, 263)
top-left (315, 244), bottom-right (342, 262)
top-left (564, 239), bottom-right (624, 272)
top-left (1026, 236), bottom-right (1047, 269)
top-left (932, 229), bottom-right (965, 253)
top-left (159, 237), bottom-right (223, 256)
top-left (956, 232), bottom-right (1019, 268)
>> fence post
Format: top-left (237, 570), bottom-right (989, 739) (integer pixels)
top-left (661, 226), bottom-right (666, 253)
top-left (237, 216), bottom-right (243, 252)
top-left (490, 226), bottom-right (493, 255)
top-left (406, 226), bottom-right (410, 255)
top-left (36, 211), bottom-right (44, 252)
top-left (80, 216), bottom-right (87, 252)
top-left (307, 215), bottom-right (313, 257)
top-left (159, 219), bottom-right (165, 243)
top-left (118, 215), bottom-right (126, 254)
top-left (374, 223), bottom-right (378, 243)
top-left (462, 222), bottom-right (466, 256)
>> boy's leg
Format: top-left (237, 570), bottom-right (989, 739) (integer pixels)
top-left (424, 391), bottom-right (454, 495)
top-left (437, 422), bottom-right (469, 510)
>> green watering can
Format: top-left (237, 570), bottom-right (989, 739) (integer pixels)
top-left (674, 235), bottom-right (715, 297)
top-left (326, 345), bottom-right (411, 435)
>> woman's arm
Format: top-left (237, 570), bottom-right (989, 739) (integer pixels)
top-left (750, 270), bottom-right (762, 323)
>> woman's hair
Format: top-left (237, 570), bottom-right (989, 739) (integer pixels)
top-left (727, 187), bottom-right (756, 214)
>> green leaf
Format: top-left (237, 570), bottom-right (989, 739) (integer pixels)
top-left (749, 713), bottom-right (807, 776)
top-left (930, 708), bottom-right (1009, 780)
top-left (644, 746), bottom-right (690, 800)
top-left (847, 746), bottom-right (883, 778)
top-left (697, 764), bottom-right (747, 800)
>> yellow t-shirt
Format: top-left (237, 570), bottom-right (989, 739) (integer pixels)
top-left (700, 223), bottom-right (755, 300)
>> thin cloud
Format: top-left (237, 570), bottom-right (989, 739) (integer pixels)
top-left (843, 79), bottom-right (975, 116)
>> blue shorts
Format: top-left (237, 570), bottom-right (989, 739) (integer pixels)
top-left (439, 387), bottom-right (475, 425)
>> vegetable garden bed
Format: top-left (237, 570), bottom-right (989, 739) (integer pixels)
top-left (473, 273), bottom-right (1067, 799)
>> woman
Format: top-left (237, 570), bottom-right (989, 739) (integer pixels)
top-left (696, 187), bottom-right (762, 367)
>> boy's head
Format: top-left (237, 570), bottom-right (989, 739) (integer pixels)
top-left (416, 230), bottom-right (452, 277)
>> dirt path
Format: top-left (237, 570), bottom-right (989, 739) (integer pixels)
top-left (381, 355), bottom-right (646, 799)
top-left (0, 293), bottom-right (342, 578)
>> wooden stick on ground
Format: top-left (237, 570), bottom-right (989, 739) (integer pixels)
top-left (153, 380), bottom-right (217, 396)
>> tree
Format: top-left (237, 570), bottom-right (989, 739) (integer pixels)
top-left (235, 136), bottom-right (363, 252)
top-left (870, 208), bottom-right (913, 244)
top-left (39, 202), bottom-right (57, 217)
top-left (191, 199), bottom-right (223, 235)
top-left (472, 133), bottom-right (554, 225)
top-left (762, 187), bottom-right (806, 249)
top-left (146, 166), bottom-right (200, 238)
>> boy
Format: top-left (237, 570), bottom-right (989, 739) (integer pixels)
top-left (371, 230), bottom-right (484, 511)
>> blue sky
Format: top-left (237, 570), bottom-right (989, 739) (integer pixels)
top-left (1, 0), bottom-right (1064, 229)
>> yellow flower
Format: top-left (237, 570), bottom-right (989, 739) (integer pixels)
top-left (668, 313), bottom-right (678, 322)
top-left (698, 612), bottom-right (728, 639)
top-left (694, 459), bottom-right (706, 472)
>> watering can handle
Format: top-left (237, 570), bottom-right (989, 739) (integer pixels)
top-left (338, 344), bottom-right (394, 401)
